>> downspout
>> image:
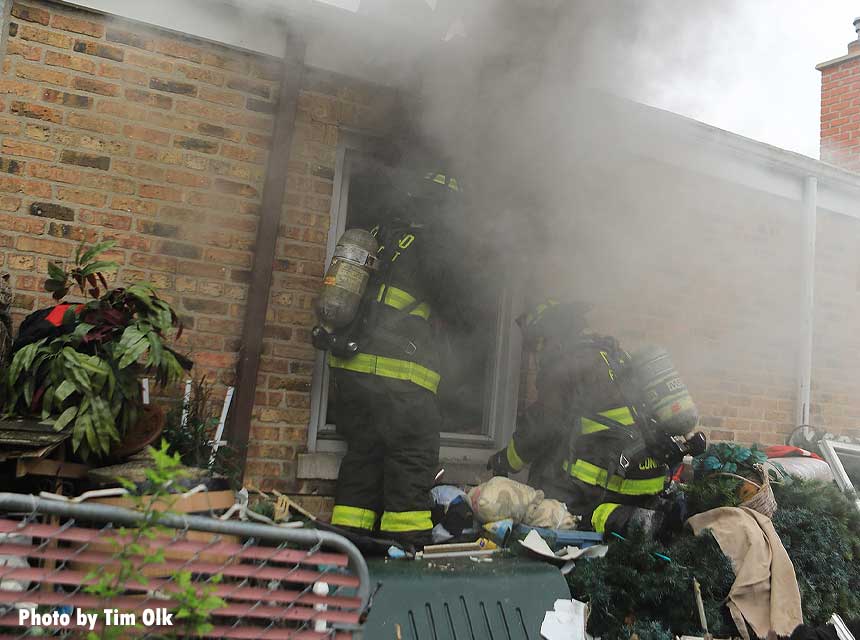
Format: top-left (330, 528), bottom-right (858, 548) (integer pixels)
top-left (796, 176), bottom-right (818, 428)
top-left (229, 29), bottom-right (306, 478)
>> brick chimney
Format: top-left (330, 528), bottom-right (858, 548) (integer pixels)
top-left (817, 18), bottom-right (860, 170)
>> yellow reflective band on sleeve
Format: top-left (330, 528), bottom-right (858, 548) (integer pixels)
top-left (564, 459), bottom-right (666, 496)
top-left (591, 503), bottom-right (621, 533)
top-left (380, 510), bottom-right (433, 533)
top-left (329, 353), bottom-right (441, 394)
top-left (331, 505), bottom-right (377, 530)
top-left (506, 439), bottom-right (525, 472)
top-left (377, 285), bottom-right (431, 320)
top-left (581, 406), bottom-right (636, 435)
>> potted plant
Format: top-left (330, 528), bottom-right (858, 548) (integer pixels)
top-left (3, 242), bottom-right (192, 461)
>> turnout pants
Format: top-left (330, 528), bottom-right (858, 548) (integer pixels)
top-left (331, 370), bottom-right (441, 539)
top-left (540, 463), bottom-right (664, 535)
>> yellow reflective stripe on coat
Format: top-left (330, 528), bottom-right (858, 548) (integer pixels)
top-left (331, 505), bottom-right (377, 530)
top-left (591, 503), bottom-right (621, 533)
top-left (329, 353), bottom-right (441, 394)
top-left (563, 459), bottom-right (666, 496)
top-left (377, 285), bottom-right (431, 320)
top-left (380, 510), bottom-right (433, 533)
top-left (581, 406), bottom-right (636, 435)
top-left (506, 439), bottom-right (525, 472)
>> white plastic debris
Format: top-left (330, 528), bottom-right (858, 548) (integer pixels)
top-left (541, 598), bottom-right (588, 640)
top-left (519, 529), bottom-right (608, 565)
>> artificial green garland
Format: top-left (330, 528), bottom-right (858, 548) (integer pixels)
top-left (567, 479), bottom-right (860, 640)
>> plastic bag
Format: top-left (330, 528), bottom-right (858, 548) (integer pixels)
top-left (468, 477), bottom-right (544, 523)
top-left (525, 498), bottom-right (578, 530)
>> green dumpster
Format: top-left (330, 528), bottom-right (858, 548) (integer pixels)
top-left (362, 555), bottom-right (570, 639)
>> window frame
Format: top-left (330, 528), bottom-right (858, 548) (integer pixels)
top-left (306, 132), bottom-right (523, 462)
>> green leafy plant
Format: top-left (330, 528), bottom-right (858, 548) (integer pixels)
top-left (3, 242), bottom-right (191, 460)
top-left (84, 441), bottom-right (225, 640)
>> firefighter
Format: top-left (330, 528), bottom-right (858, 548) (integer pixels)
top-left (487, 300), bottom-right (689, 538)
top-left (325, 170), bottom-right (462, 549)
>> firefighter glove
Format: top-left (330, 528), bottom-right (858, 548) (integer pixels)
top-left (487, 448), bottom-right (513, 477)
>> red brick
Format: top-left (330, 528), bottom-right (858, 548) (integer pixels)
top-left (78, 209), bottom-right (132, 230)
top-left (26, 162), bottom-right (81, 184)
top-left (123, 124), bottom-right (170, 146)
top-left (165, 169), bottom-right (210, 188)
top-left (112, 160), bottom-right (164, 181)
top-left (73, 40), bottom-right (123, 62)
top-left (66, 113), bottom-right (121, 135)
top-left (125, 88), bottom-right (172, 110)
top-left (15, 63), bottom-right (69, 86)
top-left (111, 196), bottom-right (157, 216)
top-left (201, 51), bottom-right (248, 74)
top-left (50, 14), bottom-right (104, 38)
top-left (175, 99), bottom-right (228, 121)
top-left (41, 89), bottom-right (92, 108)
top-left (79, 174), bottom-right (134, 194)
top-left (71, 76), bottom-right (121, 97)
top-left (0, 196), bottom-right (23, 212)
top-left (129, 252), bottom-right (177, 272)
top-left (221, 144), bottom-right (266, 165)
top-left (16, 236), bottom-right (72, 257)
top-left (139, 184), bottom-right (182, 202)
top-left (176, 63), bottom-right (225, 86)
top-left (154, 39), bottom-right (203, 63)
top-left (0, 175), bottom-right (51, 198)
top-left (0, 79), bottom-right (40, 99)
top-left (97, 63), bottom-right (147, 86)
top-left (6, 40), bottom-right (42, 61)
top-left (56, 187), bottom-right (106, 207)
top-left (11, 3), bottom-right (50, 25)
top-left (0, 211), bottom-right (45, 232)
top-left (187, 190), bottom-right (236, 212)
top-left (19, 24), bottom-right (73, 48)
top-left (214, 178), bottom-right (259, 198)
top-left (0, 158), bottom-right (25, 175)
top-left (177, 259), bottom-right (227, 279)
top-left (105, 28), bottom-right (154, 50)
top-left (44, 50), bottom-right (96, 74)
top-left (0, 116), bottom-right (22, 135)
top-left (134, 145), bottom-right (182, 166)
top-left (1, 139), bottom-right (55, 161)
top-left (198, 86), bottom-right (243, 107)
top-left (125, 50), bottom-right (173, 73)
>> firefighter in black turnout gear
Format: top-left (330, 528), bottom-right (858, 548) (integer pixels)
top-left (488, 300), bottom-right (703, 538)
top-left (322, 171), bottom-right (462, 548)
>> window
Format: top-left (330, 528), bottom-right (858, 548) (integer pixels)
top-left (307, 133), bottom-right (523, 463)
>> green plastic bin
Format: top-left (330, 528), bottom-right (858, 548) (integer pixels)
top-left (362, 554), bottom-right (570, 639)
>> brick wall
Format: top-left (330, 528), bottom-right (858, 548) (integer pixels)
top-left (819, 37), bottom-right (860, 170)
top-left (0, 0), bottom-right (398, 492)
top-left (525, 159), bottom-right (804, 447)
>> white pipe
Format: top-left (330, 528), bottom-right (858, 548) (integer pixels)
top-left (796, 176), bottom-right (818, 427)
top-left (210, 386), bottom-right (235, 466)
top-left (180, 379), bottom-right (192, 429)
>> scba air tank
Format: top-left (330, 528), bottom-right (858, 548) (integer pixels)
top-left (629, 345), bottom-right (698, 436)
top-left (315, 228), bottom-right (379, 331)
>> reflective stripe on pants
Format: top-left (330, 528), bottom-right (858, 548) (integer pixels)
top-left (591, 503), bottom-right (621, 533)
top-left (331, 505), bottom-right (377, 530)
top-left (380, 510), bottom-right (434, 533)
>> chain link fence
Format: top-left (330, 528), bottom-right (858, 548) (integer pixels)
top-left (0, 493), bottom-right (369, 639)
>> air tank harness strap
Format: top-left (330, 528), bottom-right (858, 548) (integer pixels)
top-left (372, 283), bottom-right (428, 357)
